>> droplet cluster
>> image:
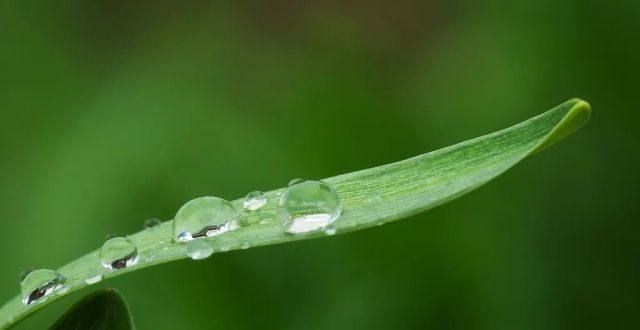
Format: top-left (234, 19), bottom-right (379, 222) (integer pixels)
top-left (20, 178), bottom-right (342, 305)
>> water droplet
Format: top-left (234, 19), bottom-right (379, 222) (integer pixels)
top-left (325, 225), bottom-right (337, 235)
top-left (84, 274), bottom-right (103, 285)
top-left (288, 178), bottom-right (304, 186)
top-left (243, 191), bottom-right (267, 211)
top-left (277, 180), bottom-right (341, 234)
top-left (186, 240), bottom-right (214, 260)
top-left (20, 269), bottom-right (67, 305)
top-left (144, 218), bottom-right (162, 229)
top-left (99, 237), bottom-right (139, 270)
top-left (173, 196), bottom-right (238, 242)
top-left (241, 242), bottom-right (250, 249)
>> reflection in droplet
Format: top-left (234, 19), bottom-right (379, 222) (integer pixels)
top-left (173, 196), bottom-right (238, 242)
top-left (99, 237), bottom-right (139, 270)
top-left (20, 269), bottom-right (67, 305)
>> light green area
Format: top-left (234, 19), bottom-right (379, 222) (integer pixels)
top-left (0, 100), bottom-right (589, 329)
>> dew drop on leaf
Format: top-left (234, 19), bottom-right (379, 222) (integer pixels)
top-left (278, 180), bottom-right (342, 234)
top-left (20, 269), bottom-right (67, 305)
top-left (172, 196), bottom-right (238, 242)
top-left (99, 237), bottom-right (139, 270)
top-left (242, 191), bottom-right (267, 211)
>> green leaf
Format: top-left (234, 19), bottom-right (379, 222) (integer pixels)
top-left (49, 289), bottom-right (133, 330)
top-left (0, 99), bottom-right (590, 329)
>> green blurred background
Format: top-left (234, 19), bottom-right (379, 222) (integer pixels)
top-left (1, 1), bottom-right (638, 329)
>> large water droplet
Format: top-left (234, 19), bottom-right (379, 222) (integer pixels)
top-left (99, 237), bottom-right (139, 270)
top-left (144, 218), bottom-right (162, 229)
top-left (186, 240), bottom-right (214, 260)
top-left (243, 191), bottom-right (267, 211)
top-left (173, 196), bottom-right (238, 242)
top-left (21, 269), bottom-right (67, 305)
top-left (277, 180), bottom-right (341, 234)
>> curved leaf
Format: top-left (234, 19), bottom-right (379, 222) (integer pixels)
top-left (0, 99), bottom-right (590, 329)
top-left (49, 289), bottom-right (133, 330)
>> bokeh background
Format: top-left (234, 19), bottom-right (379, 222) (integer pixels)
top-left (1, 1), bottom-right (638, 329)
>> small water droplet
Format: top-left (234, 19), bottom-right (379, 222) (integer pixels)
top-left (144, 218), bottom-right (162, 229)
top-left (20, 269), bottom-right (67, 305)
top-left (243, 191), bottom-right (267, 211)
top-left (325, 225), bottom-right (337, 235)
top-left (173, 196), bottom-right (238, 242)
top-left (241, 242), bottom-right (250, 249)
top-left (84, 274), bottom-right (103, 285)
top-left (278, 180), bottom-right (342, 234)
top-left (186, 240), bottom-right (214, 260)
top-left (288, 178), bottom-right (304, 186)
top-left (99, 237), bottom-right (139, 270)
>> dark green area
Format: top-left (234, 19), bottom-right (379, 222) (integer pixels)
top-left (50, 289), bottom-right (132, 330)
top-left (0, 1), bottom-right (637, 329)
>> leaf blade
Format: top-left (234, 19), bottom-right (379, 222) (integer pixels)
top-left (49, 289), bottom-right (133, 330)
top-left (0, 99), bottom-right (590, 329)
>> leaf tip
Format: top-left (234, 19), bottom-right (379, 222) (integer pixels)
top-left (569, 98), bottom-right (591, 119)
top-left (531, 98), bottom-right (591, 154)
